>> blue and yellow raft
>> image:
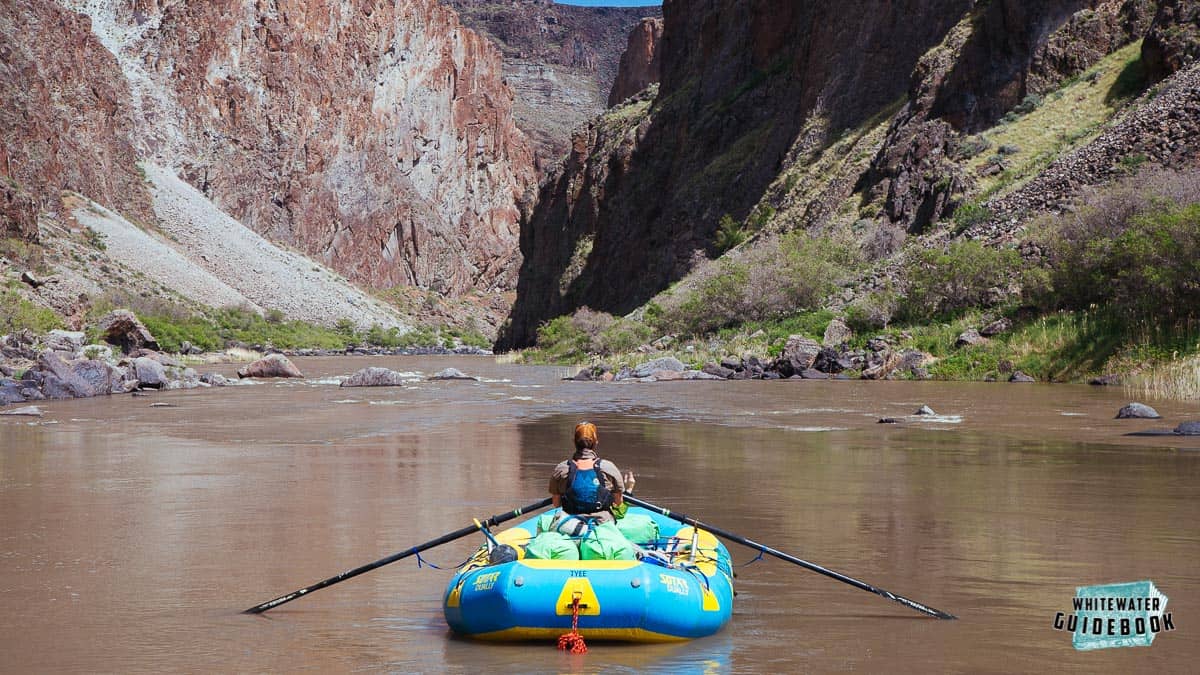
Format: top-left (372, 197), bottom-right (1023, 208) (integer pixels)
top-left (443, 507), bottom-right (734, 642)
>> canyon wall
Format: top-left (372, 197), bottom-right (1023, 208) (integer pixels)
top-left (443, 0), bottom-right (661, 170)
top-left (499, 0), bottom-right (973, 348)
top-left (5, 0), bottom-right (536, 302)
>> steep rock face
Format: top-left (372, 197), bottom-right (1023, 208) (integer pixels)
top-left (609, 18), bottom-right (664, 107)
top-left (0, 0), bottom-right (154, 241)
top-left (499, 0), bottom-right (971, 348)
top-left (865, 0), bottom-right (1153, 233)
top-left (1143, 0), bottom-right (1200, 82)
top-left (443, 0), bottom-right (660, 169)
top-left (56, 0), bottom-right (533, 296)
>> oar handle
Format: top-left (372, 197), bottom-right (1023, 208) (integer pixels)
top-left (244, 497), bottom-right (553, 614)
top-left (625, 495), bottom-right (956, 620)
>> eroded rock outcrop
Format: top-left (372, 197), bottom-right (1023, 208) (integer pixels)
top-left (609, 18), bottom-right (664, 107)
top-left (1143, 0), bottom-right (1200, 82)
top-left (444, 0), bottom-right (661, 169)
top-left (0, 1), bottom-right (154, 236)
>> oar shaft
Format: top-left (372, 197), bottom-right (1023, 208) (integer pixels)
top-left (244, 497), bottom-right (552, 614)
top-left (624, 495), bottom-right (956, 620)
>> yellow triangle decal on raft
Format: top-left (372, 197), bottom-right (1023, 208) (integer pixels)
top-left (446, 579), bottom-right (465, 608)
top-left (555, 578), bottom-right (601, 616)
top-left (701, 587), bottom-right (720, 612)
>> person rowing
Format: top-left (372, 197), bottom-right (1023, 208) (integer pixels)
top-left (548, 421), bottom-right (626, 536)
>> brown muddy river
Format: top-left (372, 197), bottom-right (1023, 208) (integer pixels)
top-left (2, 356), bottom-right (1198, 673)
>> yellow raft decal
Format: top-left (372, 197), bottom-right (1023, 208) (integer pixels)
top-left (701, 587), bottom-right (720, 612)
top-left (555, 577), bottom-right (601, 616)
top-left (445, 578), bottom-right (465, 608)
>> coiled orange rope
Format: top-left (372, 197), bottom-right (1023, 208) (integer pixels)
top-left (556, 595), bottom-right (588, 653)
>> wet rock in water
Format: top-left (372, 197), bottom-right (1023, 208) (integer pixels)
top-left (955, 329), bottom-right (988, 348)
top-left (632, 357), bottom-right (684, 378)
top-left (822, 318), bottom-right (853, 348)
top-left (1009, 371), bottom-right (1036, 383)
top-left (238, 354), bottom-right (304, 379)
top-left (571, 368), bottom-right (594, 381)
top-left (1, 405), bottom-right (43, 417)
top-left (132, 357), bottom-right (168, 389)
top-left (45, 330), bottom-right (85, 354)
top-left (149, 402), bottom-right (176, 408)
top-left (683, 370), bottom-right (724, 380)
top-left (428, 367), bottom-right (478, 381)
top-left (914, 405), bottom-right (936, 416)
top-left (799, 368), bottom-right (828, 379)
top-left (199, 373), bottom-right (229, 387)
top-left (72, 359), bottom-right (125, 395)
top-left (36, 351), bottom-right (108, 399)
top-left (97, 310), bottom-right (160, 354)
top-left (979, 318), bottom-right (1012, 337)
top-left (341, 367), bottom-right (411, 387)
top-left (1089, 374), bottom-right (1120, 386)
top-left (878, 417), bottom-right (902, 424)
top-left (1175, 422), bottom-right (1200, 436)
top-left (1116, 402), bottom-right (1160, 419)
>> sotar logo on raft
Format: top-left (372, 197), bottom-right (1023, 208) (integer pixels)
top-left (1052, 580), bottom-right (1175, 650)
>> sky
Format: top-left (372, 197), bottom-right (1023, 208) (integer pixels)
top-left (555, 1), bottom-right (662, 6)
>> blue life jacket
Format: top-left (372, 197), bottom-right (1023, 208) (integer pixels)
top-left (562, 459), bottom-right (614, 515)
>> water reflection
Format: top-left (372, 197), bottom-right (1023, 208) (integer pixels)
top-left (0, 356), bottom-right (1198, 672)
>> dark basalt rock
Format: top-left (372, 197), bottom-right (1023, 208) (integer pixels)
top-left (1175, 421), bottom-right (1200, 436)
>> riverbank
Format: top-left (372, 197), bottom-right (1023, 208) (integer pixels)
top-left (515, 306), bottom-right (1200, 402)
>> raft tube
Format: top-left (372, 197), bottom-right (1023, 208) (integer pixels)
top-left (443, 507), bottom-right (734, 642)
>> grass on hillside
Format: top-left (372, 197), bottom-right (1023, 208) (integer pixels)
top-left (967, 41), bottom-right (1146, 200)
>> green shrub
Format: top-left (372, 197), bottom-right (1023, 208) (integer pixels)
top-left (713, 214), bottom-right (747, 253)
top-left (535, 314), bottom-right (592, 363)
top-left (0, 289), bottom-right (64, 334)
top-left (899, 241), bottom-right (1020, 321)
top-left (845, 290), bottom-right (899, 333)
top-left (951, 201), bottom-right (993, 234)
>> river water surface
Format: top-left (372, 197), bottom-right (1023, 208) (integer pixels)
top-left (2, 356), bottom-right (1198, 673)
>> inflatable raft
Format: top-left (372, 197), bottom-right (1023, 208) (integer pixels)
top-left (443, 507), bottom-right (734, 642)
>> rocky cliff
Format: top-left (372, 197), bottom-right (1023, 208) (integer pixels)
top-left (609, 17), bottom-right (663, 107)
top-left (442, 0), bottom-right (660, 169)
top-left (0, 1), bottom-right (154, 242)
top-left (499, 0), bottom-right (972, 348)
top-left (4, 0), bottom-right (535, 320)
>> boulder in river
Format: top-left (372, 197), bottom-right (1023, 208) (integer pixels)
top-left (342, 367), bottom-right (411, 387)
top-left (1009, 371), bottom-right (1036, 383)
top-left (428, 367), bottom-right (478, 381)
top-left (1175, 421), bottom-right (1200, 436)
top-left (914, 405), bottom-right (936, 416)
top-left (1, 379), bottom-right (25, 405)
top-left (133, 357), bottom-right (169, 389)
top-left (632, 357), bottom-right (684, 379)
top-left (199, 373), bottom-right (229, 387)
top-left (237, 354), bottom-right (304, 379)
top-left (0, 405), bottom-right (43, 417)
top-left (1116, 402), bottom-right (1160, 419)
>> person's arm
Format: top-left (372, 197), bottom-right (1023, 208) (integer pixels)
top-left (549, 462), bottom-right (567, 508)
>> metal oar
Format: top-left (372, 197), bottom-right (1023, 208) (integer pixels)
top-left (624, 495), bottom-right (957, 620)
top-left (244, 497), bottom-right (552, 614)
